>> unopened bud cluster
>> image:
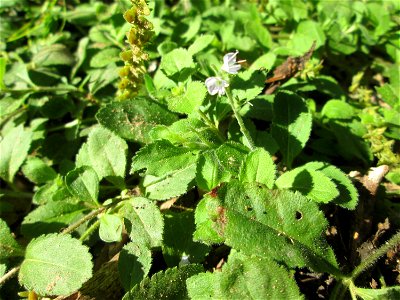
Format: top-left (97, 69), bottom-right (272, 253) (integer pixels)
top-left (118, 0), bottom-right (153, 99)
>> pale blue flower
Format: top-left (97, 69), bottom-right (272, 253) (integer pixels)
top-left (205, 76), bottom-right (229, 96)
top-left (221, 50), bottom-right (241, 74)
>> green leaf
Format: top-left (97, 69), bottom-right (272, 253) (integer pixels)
top-left (0, 57), bottom-right (6, 89)
top-left (19, 234), bottom-right (93, 296)
top-left (238, 147), bottom-right (276, 188)
top-left (122, 264), bottom-right (203, 300)
top-left (120, 197), bottom-right (163, 247)
top-left (131, 140), bottom-right (199, 200)
top-left (131, 140), bottom-right (197, 177)
top-left (65, 166), bottom-right (99, 205)
top-left (321, 100), bottom-right (355, 120)
top-left (290, 20), bottom-right (326, 52)
top-left (99, 214), bottom-right (123, 243)
top-left (162, 211), bottom-right (210, 267)
top-left (188, 34), bottom-right (215, 56)
top-left (149, 117), bottom-right (222, 150)
top-left (160, 48), bottom-right (195, 78)
top-left (119, 242), bottom-right (152, 291)
top-left (231, 69), bottom-right (266, 103)
top-left (0, 125), bottom-right (33, 182)
top-left (87, 63), bottom-right (119, 95)
top-left (202, 181), bottom-right (339, 274)
top-left (196, 142), bottom-right (248, 191)
top-left (76, 126), bottom-right (127, 186)
top-left (21, 202), bottom-right (88, 239)
top-left (245, 7), bottom-right (272, 48)
top-left (0, 218), bottom-right (24, 260)
top-left (193, 196), bottom-right (225, 245)
top-left (142, 162), bottom-right (197, 200)
top-left (96, 97), bottom-right (178, 143)
top-left (300, 162), bottom-right (358, 209)
top-left (271, 91), bottom-right (312, 168)
top-left (90, 47), bottom-right (120, 68)
top-left (167, 81), bottom-right (206, 114)
top-left (354, 286), bottom-right (400, 300)
top-left (376, 84), bottom-right (399, 108)
top-left (187, 250), bottom-right (303, 299)
top-left (21, 157), bottom-right (57, 184)
top-left (32, 44), bottom-right (75, 67)
top-left (275, 167), bottom-right (339, 204)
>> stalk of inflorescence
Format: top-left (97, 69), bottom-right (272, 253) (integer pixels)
top-left (204, 51), bottom-right (256, 151)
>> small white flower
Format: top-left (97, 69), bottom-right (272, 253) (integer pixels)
top-left (205, 76), bottom-right (229, 96)
top-left (221, 50), bottom-right (241, 74)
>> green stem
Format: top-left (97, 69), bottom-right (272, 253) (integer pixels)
top-left (0, 189), bottom-right (33, 198)
top-left (351, 231), bottom-right (400, 280)
top-left (61, 206), bottom-right (106, 235)
top-left (1, 86), bottom-right (83, 94)
top-left (0, 266), bottom-right (20, 286)
top-left (197, 109), bottom-right (225, 143)
top-left (225, 89), bottom-right (255, 150)
top-left (79, 220), bottom-right (100, 242)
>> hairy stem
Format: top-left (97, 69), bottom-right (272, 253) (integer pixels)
top-left (225, 89), bottom-right (255, 150)
top-left (351, 231), bottom-right (400, 280)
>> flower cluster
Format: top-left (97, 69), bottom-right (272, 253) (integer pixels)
top-left (205, 50), bottom-right (242, 96)
top-left (118, 0), bottom-right (154, 100)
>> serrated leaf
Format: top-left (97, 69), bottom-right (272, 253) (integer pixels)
top-left (187, 250), bottom-right (303, 300)
top-left (142, 162), bottom-right (197, 200)
top-left (96, 97), bottom-right (178, 143)
top-left (238, 147), bottom-right (276, 188)
top-left (76, 126), bottom-right (127, 187)
top-left (160, 48), bottom-right (195, 79)
top-left (65, 166), bottom-right (99, 205)
top-left (193, 196), bottom-right (225, 245)
top-left (122, 264), bottom-right (203, 300)
top-left (354, 286), bottom-right (400, 300)
top-left (231, 69), bottom-right (266, 103)
top-left (0, 218), bottom-right (24, 260)
top-left (271, 91), bottom-right (312, 168)
top-left (119, 242), bottom-right (152, 291)
top-left (0, 125), bottom-right (33, 182)
top-left (21, 157), bottom-right (57, 184)
top-left (188, 34), bottom-right (215, 55)
top-left (99, 214), bottom-right (123, 243)
top-left (149, 117), bottom-right (222, 150)
top-left (120, 197), bottom-right (163, 247)
top-left (275, 167), bottom-right (339, 204)
top-left (32, 44), bottom-right (75, 67)
top-left (196, 142), bottom-right (249, 191)
top-left (300, 162), bottom-right (358, 209)
top-left (19, 234), bottom-right (93, 296)
top-left (321, 100), bottom-right (355, 120)
top-left (21, 202), bottom-right (88, 239)
top-left (162, 211), bottom-right (210, 267)
top-left (131, 140), bottom-right (197, 177)
top-left (202, 181), bottom-right (339, 274)
top-left (90, 47), bottom-right (120, 68)
top-left (167, 81), bottom-right (206, 114)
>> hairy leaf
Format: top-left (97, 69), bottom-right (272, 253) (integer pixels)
top-left (275, 167), bottom-right (339, 204)
top-left (271, 91), bottom-right (312, 168)
top-left (120, 197), bottom-right (163, 247)
top-left (21, 157), bottom-right (57, 184)
top-left (99, 214), bottom-right (123, 243)
top-left (122, 264), bottom-right (203, 300)
top-left (96, 97), bottom-right (178, 143)
top-left (0, 218), bottom-right (24, 260)
top-left (167, 81), bottom-right (206, 114)
top-left (19, 234), bottom-right (92, 296)
top-left (187, 250), bottom-right (303, 299)
top-left (119, 242), bottom-right (152, 291)
top-left (200, 181), bottom-right (339, 274)
top-left (65, 166), bottom-right (99, 205)
top-left (238, 147), bottom-right (276, 188)
top-left (0, 125), bottom-right (32, 182)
